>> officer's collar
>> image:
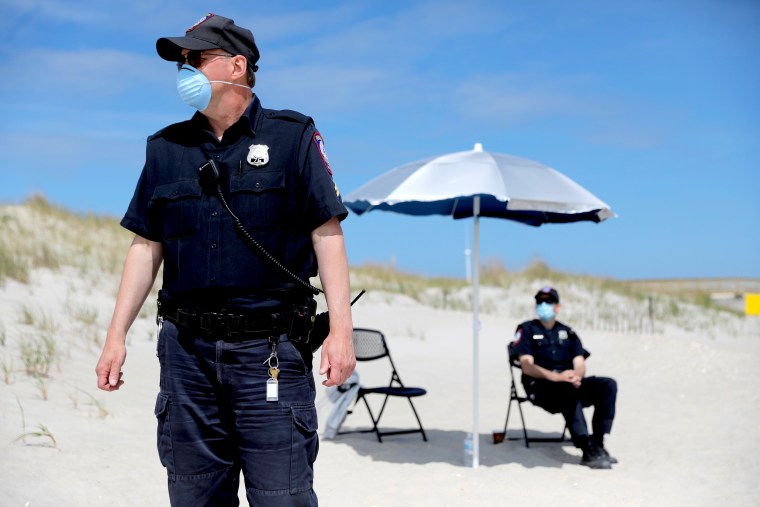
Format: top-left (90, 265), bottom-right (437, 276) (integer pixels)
top-left (243, 94), bottom-right (262, 135)
top-left (535, 318), bottom-right (558, 331)
top-left (190, 94), bottom-right (261, 140)
top-left (224, 94), bottom-right (260, 137)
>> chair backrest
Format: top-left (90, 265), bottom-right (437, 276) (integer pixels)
top-left (352, 328), bottom-right (390, 362)
top-left (505, 341), bottom-right (520, 386)
top-left (507, 341), bottom-right (522, 369)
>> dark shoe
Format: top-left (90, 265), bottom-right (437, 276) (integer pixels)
top-left (581, 451), bottom-right (611, 469)
top-left (580, 442), bottom-right (612, 469)
top-left (591, 434), bottom-right (618, 464)
top-left (599, 446), bottom-right (618, 464)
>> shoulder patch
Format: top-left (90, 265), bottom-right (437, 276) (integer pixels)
top-left (313, 131), bottom-right (332, 175)
top-left (263, 108), bottom-right (314, 125)
top-left (513, 328), bottom-right (523, 345)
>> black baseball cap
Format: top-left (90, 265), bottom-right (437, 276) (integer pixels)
top-left (534, 286), bottom-right (560, 304)
top-left (156, 13), bottom-right (260, 71)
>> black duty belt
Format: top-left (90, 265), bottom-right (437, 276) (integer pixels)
top-left (158, 299), bottom-right (299, 338)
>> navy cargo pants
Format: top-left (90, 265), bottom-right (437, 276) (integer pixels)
top-left (522, 375), bottom-right (617, 447)
top-left (155, 320), bottom-right (319, 506)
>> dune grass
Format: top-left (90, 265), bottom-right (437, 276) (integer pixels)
top-left (14, 397), bottom-right (57, 448)
top-left (19, 331), bottom-right (57, 378)
top-left (0, 195), bottom-right (129, 286)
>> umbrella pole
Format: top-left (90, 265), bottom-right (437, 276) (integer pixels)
top-left (472, 195), bottom-right (480, 468)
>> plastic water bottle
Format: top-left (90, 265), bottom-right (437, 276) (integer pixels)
top-left (463, 432), bottom-right (474, 467)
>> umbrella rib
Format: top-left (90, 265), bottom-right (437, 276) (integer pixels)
top-left (450, 196), bottom-right (460, 218)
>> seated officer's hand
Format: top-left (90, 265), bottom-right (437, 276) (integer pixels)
top-left (557, 370), bottom-right (582, 388)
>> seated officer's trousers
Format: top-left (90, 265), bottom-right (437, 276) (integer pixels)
top-left (523, 375), bottom-right (617, 447)
top-left (155, 320), bottom-right (319, 506)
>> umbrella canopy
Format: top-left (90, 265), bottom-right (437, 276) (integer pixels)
top-left (345, 143), bottom-right (613, 224)
top-left (343, 143), bottom-right (614, 468)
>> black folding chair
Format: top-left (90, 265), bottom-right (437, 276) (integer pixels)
top-left (502, 341), bottom-right (567, 448)
top-left (340, 328), bottom-right (428, 442)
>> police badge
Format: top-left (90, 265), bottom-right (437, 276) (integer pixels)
top-left (247, 144), bottom-right (269, 167)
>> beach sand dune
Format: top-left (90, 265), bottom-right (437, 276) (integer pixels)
top-left (1, 268), bottom-right (758, 506)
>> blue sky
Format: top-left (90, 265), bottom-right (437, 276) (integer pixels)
top-left (1, 0), bottom-right (758, 280)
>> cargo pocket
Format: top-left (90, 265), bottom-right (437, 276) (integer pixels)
top-left (289, 403), bottom-right (318, 494)
top-left (154, 393), bottom-right (175, 476)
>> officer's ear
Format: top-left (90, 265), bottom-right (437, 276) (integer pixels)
top-left (230, 54), bottom-right (248, 82)
top-left (554, 303), bottom-right (561, 314)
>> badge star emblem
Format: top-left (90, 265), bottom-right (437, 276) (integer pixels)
top-left (247, 144), bottom-right (269, 167)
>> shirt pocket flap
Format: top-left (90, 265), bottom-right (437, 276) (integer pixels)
top-left (230, 171), bottom-right (286, 194)
top-left (152, 180), bottom-right (203, 202)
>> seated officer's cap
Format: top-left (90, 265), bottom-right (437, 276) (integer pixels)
top-left (534, 286), bottom-right (560, 304)
top-left (156, 13), bottom-right (260, 71)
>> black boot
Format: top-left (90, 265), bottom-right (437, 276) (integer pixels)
top-left (579, 436), bottom-right (611, 470)
top-left (591, 434), bottom-right (618, 464)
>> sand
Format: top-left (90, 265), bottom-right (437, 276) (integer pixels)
top-left (1, 266), bottom-right (759, 506)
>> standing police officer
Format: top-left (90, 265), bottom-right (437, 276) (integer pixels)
top-left (512, 287), bottom-right (617, 469)
top-left (95, 13), bottom-right (354, 505)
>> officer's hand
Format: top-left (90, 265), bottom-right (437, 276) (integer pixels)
top-left (96, 334), bottom-right (127, 391)
top-left (558, 370), bottom-right (581, 388)
top-left (319, 331), bottom-right (356, 387)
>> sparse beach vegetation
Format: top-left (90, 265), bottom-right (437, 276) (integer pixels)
top-left (14, 421), bottom-right (57, 448)
top-left (1, 356), bottom-right (13, 384)
top-left (19, 331), bottom-right (57, 378)
top-left (77, 388), bottom-right (110, 419)
top-left (0, 195), bottom-right (130, 286)
top-left (14, 397), bottom-right (57, 448)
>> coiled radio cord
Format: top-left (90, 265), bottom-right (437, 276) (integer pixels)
top-left (213, 184), bottom-right (323, 296)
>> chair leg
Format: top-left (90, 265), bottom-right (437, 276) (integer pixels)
top-left (405, 398), bottom-right (428, 441)
top-left (345, 393), bottom-right (427, 443)
top-left (516, 397), bottom-right (530, 448)
top-left (504, 384), bottom-right (567, 448)
top-left (375, 394), bottom-right (391, 425)
top-left (503, 398), bottom-right (512, 434)
top-left (371, 396), bottom-right (427, 442)
top-left (361, 395), bottom-right (383, 442)
top-left (505, 383), bottom-right (531, 448)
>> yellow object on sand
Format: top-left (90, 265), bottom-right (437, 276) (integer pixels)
top-left (746, 293), bottom-right (760, 316)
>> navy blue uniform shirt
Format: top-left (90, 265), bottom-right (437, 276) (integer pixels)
top-left (511, 319), bottom-right (589, 373)
top-left (121, 95), bottom-right (347, 307)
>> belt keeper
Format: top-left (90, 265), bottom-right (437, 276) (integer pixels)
top-left (227, 314), bottom-right (241, 332)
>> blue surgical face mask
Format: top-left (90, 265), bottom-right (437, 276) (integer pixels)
top-left (176, 64), bottom-right (253, 112)
top-left (536, 302), bottom-right (556, 321)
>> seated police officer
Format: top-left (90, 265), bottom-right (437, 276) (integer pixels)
top-left (512, 287), bottom-right (618, 469)
top-left (95, 13), bottom-right (354, 506)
